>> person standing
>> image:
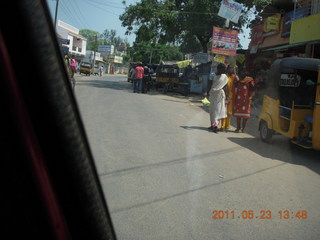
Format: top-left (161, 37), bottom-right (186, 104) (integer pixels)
top-left (220, 65), bottom-right (238, 132)
top-left (133, 63), bottom-right (144, 93)
top-left (207, 63), bottom-right (228, 133)
top-left (70, 58), bottom-right (77, 89)
top-left (70, 58), bottom-right (77, 78)
top-left (142, 64), bottom-right (150, 93)
top-left (233, 71), bottom-right (255, 133)
top-left (99, 65), bottom-right (103, 76)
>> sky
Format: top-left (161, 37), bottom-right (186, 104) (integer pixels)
top-left (46, 0), bottom-right (251, 49)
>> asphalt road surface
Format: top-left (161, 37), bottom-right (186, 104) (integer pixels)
top-left (74, 74), bottom-right (320, 240)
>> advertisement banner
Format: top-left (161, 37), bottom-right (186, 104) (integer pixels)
top-left (218, 0), bottom-right (243, 24)
top-left (214, 55), bottom-right (226, 63)
top-left (212, 27), bottom-right (238, 56)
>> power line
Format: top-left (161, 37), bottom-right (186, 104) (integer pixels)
top-left (64, 0), bottom-right (89, 29)
top-left (88, 0), bottom-right (125, 9)
top-left (60, 1), bottom-right (83, 28)
top-left (84, 1), bottom-right (121, 17)
top-left (68, 0), bottom-right (92, 29)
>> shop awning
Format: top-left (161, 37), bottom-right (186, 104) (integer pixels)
top-left (263, 40), bottom-right (320, 52)
top-left (176, 60), bottom-right (191, 68)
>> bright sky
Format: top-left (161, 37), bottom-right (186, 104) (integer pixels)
top-left (46, 0), bottom-right (250, 49)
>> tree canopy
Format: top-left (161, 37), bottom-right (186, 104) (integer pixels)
top-left (79, 28), bottom-right (129, 52)
top-left (120, 0), bottom-right (272, 53)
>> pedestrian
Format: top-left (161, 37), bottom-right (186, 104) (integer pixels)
top-left (233, 71), bottom-right (255, 133)
top-left (133, 63), bottom-right (144, 93)
top-left (220, 65), bottom-right (238, 132)
top-left (99, 66), bottom-right (103, 76)
top-left (207, 63), bottom-right (228, 133)
top-left (70, 58), bottom-right (76, 78)
top-left (142, 64), bottom-right (150, 93)
top-left (70, 57), bottom-right (76, 89)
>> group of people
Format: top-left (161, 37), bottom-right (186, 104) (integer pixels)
top-left (129, 63), bottom-right (154, 93)
top-left (207, 63), bottom-right (255, 133)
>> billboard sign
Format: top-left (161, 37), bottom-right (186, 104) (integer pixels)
top-left (98, 45), bottom-right (114, 54)
top-left (212, 27), bottom-right (238, 56)
top-left (218, 0), bottom-right (243, 24)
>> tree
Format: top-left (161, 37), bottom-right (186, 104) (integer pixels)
top-left (120, 0), bottom-right (273, 53)
top-left (129, 41), bottom-right (183, 63)
top-left (79, 29), bottom-right (101, 51)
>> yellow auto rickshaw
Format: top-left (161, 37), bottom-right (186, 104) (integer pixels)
top-left (155, 64), bottom-right (180, 92)
top-left (79, 61), bottom-right (92, 76)
top-left (259, 57), bottom-right (320, 150)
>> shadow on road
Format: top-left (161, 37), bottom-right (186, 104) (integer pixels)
top-left (228, 136), bottom-right (320, 175)
top-left (180, 126), bottom-right (211, 131)
top-left (76, 79), bottom-right (133, 92)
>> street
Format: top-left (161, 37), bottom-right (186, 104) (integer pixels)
top-left (74, 74), bottom-right (320, 240)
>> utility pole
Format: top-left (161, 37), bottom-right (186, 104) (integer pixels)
top-left (54, 0), bottom-right (60, 29)
top-left (93, 35), bottom-right (98, 68)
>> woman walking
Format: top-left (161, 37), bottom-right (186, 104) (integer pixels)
top-left (233, 71), bottom-right (255, 133)
top-left (207, 63), bottom-right (228, 133)
top-left (220, 65), bottom-right (238, 132)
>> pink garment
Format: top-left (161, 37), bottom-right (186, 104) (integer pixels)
top-left (135, 66), bottom-right (144, 79)
top-left (70, 59), bottom-right (76, 71)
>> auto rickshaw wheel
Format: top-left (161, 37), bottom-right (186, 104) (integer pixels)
top-left (260, 120), bottom-right (273, 142)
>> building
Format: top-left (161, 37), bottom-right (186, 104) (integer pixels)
top-left (56, 20), bottom-right (87, 58)
top-left (85, 50), bottom-right (106, 74)
top-left (247, 0), bottom-right (320, 71)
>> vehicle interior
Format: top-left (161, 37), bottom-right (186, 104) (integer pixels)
top-left (1, 1), bottom-right (116, 239)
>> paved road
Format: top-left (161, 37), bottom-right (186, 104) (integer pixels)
top-left (74, 74), bottom-right (320, 240)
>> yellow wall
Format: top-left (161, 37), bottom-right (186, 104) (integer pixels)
top-left (290, 14), bottom-right (320, 44)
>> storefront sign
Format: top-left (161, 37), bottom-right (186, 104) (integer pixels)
top-left (98, 45), bottom-right (114, 55)
top-left (290, 13), bottom-right (320, 43)
top-left (218, 0), bottom-right (243, 24)
top-left (264, 14), bottom-right (281, 32)
top-left (212, 27), bottom-right (238, 56)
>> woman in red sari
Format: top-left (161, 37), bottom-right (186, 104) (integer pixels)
top-left (233, 71), bottom-right (255, 133)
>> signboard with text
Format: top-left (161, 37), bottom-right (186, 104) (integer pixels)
top-left (98, 45), bottom-right (114, 55)
top-left (212, 27), bottom-right (238, 56)
top-left (218, 0), bottom-right (243, 24)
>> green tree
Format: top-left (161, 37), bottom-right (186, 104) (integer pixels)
top-left (79, 29), bottom-right (101, 51)
top-left (130, 41), bottom-right (183, 63)
top-left (120, 0), bottom-right (273, 53)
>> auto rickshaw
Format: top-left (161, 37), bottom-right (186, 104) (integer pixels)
top-left (79, 62), bottom-right (92, 76)
top-left (259, 57), bottom-right (320, 150)
top-left (155, 64), bottom-right (180, 92)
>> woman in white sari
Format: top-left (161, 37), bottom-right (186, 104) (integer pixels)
top-left (207, 63), bottom-right (228, 133)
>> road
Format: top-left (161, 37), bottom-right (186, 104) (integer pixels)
top-left (74, 74), bottom-right (320, 240)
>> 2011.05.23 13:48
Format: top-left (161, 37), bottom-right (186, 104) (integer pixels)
top-left (212, 210), bottom-right (308, 220)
